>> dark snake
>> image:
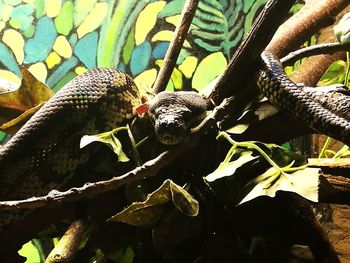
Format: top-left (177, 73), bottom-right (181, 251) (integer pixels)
top-left (0, 50), bottom-right (349, 229)
top-left (0, 68), bottom-right (206, 229)
top-left (257, 51), bottom-right (350, 145)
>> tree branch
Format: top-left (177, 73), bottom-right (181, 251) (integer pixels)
top-left (207, 0), bottom-right (295, 103)
top-left (0, 97), bottom-right (233, 211)
top-left (281, 42), bottom-right (350, 65)
top-left (266, 0), bottom-right (350, 57)
top-left (45, 219), bottom-right (93, 263)
top-left (152, 0), bottom-right (199, 94)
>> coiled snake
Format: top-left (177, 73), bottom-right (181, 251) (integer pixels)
top-left (0, 68), bottom-right (207, 229)
top-left (0, 51), bottom-right (349, 229)
top-left (257, 51), bottom-right (350, 145)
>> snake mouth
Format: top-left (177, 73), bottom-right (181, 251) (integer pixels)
top-left (157, 132), bottom-right (185, 145)
top-left (154, 116), bottom-right (188, 145)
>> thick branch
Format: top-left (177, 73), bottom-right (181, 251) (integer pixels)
top-left (232, 112), bottom-right (313, 144)
top-left (208, 0), bottom-right (295, 103)
top-left (152, 0), bottom-right (199, 94)
top-left (308, 158), bottom-right (350, 205)
top-left (0, 151), bottom-right (177, 210)
top-left (45, 219), bottom-right (93, 263)
top-left (267, 0), bottom-right (350, 57)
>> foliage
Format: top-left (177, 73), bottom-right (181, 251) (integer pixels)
top-left (316, 12), bottom-right (350, 158)
top-left (0, 0), bottom-right (269, 144)
top-left (0, 67), bottom-right (53, 135)
top-left (18, 240), bottom-right (45, 263)
top-left (0, 1), bottom-right (347, 262)
top-left (110, 179), bottom-right (199, 226)
top-left (205, 132), bottom-right (319, 205)
top-left (334, 12), bottom-right (350, 45)
top-left (80, 127), bottom-right (130, 163)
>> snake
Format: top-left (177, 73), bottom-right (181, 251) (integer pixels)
top-left (257, 50), bottom-right (350, 146)
top-left (147, 91), bottom-right (207, 145)
top-left (1, 50), bottom-right (349, 230)
top-left (0, 68), bottom-right (207, 230)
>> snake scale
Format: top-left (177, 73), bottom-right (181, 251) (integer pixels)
top-left (0, 50), bottom-right (350, 230)
top-left (0, 68), bottom-right (206, 229)
top-left (257, 51), bottom-right (350, 146)
top-left (0, 68), bottom-right (142, 228)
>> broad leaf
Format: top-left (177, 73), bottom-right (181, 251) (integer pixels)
top-left (80, 127), bottom-right (129, 162)
top-left (111, 246), bottom-right (135, 263)
top-left (239, 166), bottom-right (320, 205)
top-left (205, 151), bottom-right (257, 182)
top-left (0, 67), bottom-right (53, 133)
top-left (18, 240), bottom-right (45, 263)
top-left (109, 179), bottom-right (199, 226)
top-left (159, 0), bottom-right (267, 56)
top-left (205, 136), bottom-right (319, 206)
top-left (0, 102), bottom-right (45, 135)
top-left (334, 12), bottom-right (350, 44)
top-left (318, 60), bottom-right (347, 86)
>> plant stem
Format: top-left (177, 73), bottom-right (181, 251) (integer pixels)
top-left (218, 132), bottom-right (307, 175)
top-left (345, 52), bottom-right (350, 86)
top-left (318, 137), bottom-right (332, 158)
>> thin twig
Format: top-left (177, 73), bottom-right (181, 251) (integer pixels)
top-left (152, 0), bottom-right (199, 94)
top-left (281, 42), bottom-right (350, 65)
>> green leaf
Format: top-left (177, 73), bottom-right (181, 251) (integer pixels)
top-left (109, 179), bottom-right (199, 226)
top-left (80, 127), bottom-right (129, 162)
top-left (111, 246), bottom-right (135, 263)
top-left (158, 0), bottom-right (186, 18)
top-left (160, 0), bottom-right (266, 56)
top-left (334, 12), bottom-right (350, 44)
top-left (225, 124), bottom-right (250, 134)
top-left (333, 145), bottom-right (350, 159)
top-left (0, 67), bottom-right (54, 135)
top-left (261, 142), bottom-right (306, 167)
top-left (205, 151), bottom-right (257, 182)
top-left (204, 150), bottom-right (259, 205)
top-left (122, 28), bottom-right (135, 65)
top-left (205, 135), bottom-right (319, 205)
top-left (18, 240), bottom-right (44, 263)
top-left (318, 60), bottom-right (347, 86)
top-left (192, 52), bottom-right (227, 91)
top-left (239, 167), bottom-right (320, 205)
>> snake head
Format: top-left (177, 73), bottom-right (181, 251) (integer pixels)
top-left (148, 91), bottom-right (207, 145)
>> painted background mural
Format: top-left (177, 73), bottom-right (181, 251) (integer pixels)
top-left (0, 0), bottom-right (268, 142)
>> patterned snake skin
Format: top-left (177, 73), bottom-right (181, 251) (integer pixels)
top-left (0, 68), bottom-right (141, 228)
top-left (0, 68), bottom-right (207, 230)
top-left (257, 51), bottom-right (350, 145)
top-left (2, 50), bottom-right (347, 230)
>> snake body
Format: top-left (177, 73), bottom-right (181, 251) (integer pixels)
top-left (1, 50), bottom-right (349, 230)
top-left (257, 51), bottom-right (350, 145)
top-left (0, 68), bottom-right (207, 229)
top-left (0, 68), bottom-right (141, 228)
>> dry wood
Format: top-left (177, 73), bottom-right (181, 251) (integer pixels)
top-left (152, 0), bottom-right (199, 94)
top-left (207, 0), bottom-right (295, 103)
top-left (45, 219), bottom-right (93, 263)
top-left (267, 0), bottom-right (349, 57)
